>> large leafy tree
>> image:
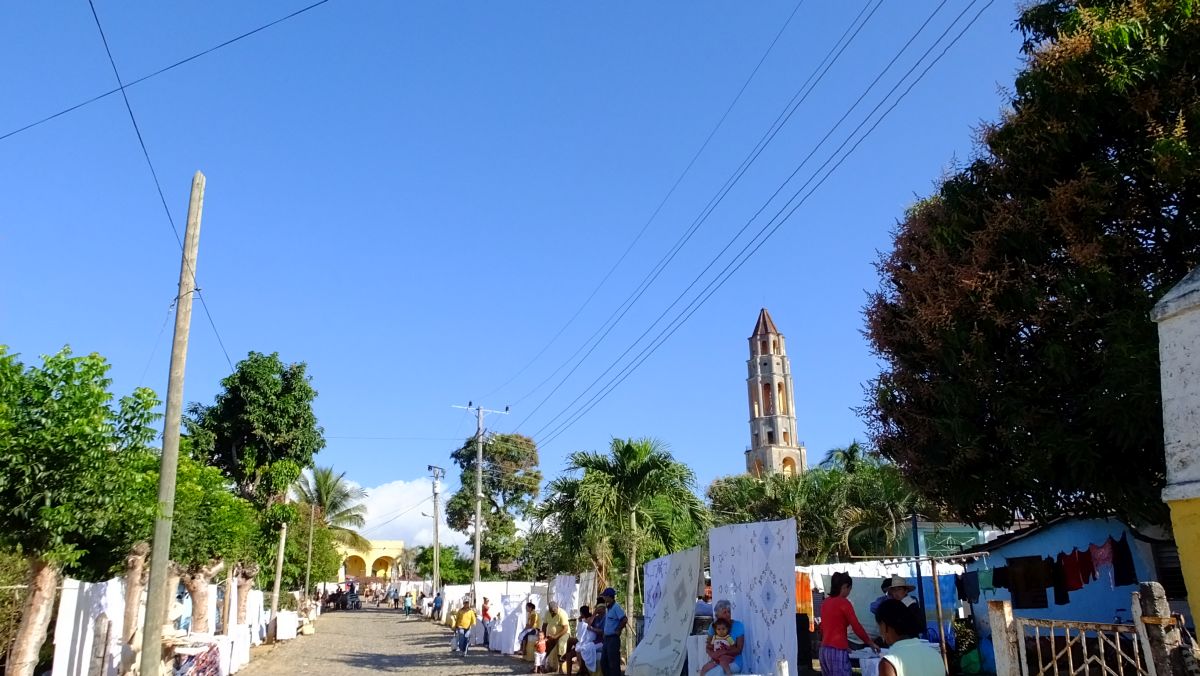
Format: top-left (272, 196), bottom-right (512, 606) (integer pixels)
top-left (446, 433), bottom-right (541, 574)
top-left (533, 475), bottom-right (614, 588)
top-left (293, 466), bottom-right (370, 551)
top-left (185, 351), bottom-right (325, 608)
top-left (0, 348), bottom-right (160, 676)
top-left (565, 438), bottom-right (710, 627)
top-left (256, 504), bottom-right (342, 594)
top-left (864, 0), bottom-right (1200, 526)
top-left (413, 545), bottom-right (473, 585)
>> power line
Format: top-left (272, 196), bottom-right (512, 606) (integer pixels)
top-left (511, 0), bottom-right (884, 431)
top-left (536, 0), bottom-right (993, 447)
top-left (481, 0), bottom-right (808, 401)
top-left (86, 0), bottom-right (236, 373)
top-left (2, 0), bottom-right (334, 143)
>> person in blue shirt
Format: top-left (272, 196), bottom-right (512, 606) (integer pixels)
top-left (600, 587), bottom-right (627, 676)
top-left (432, 593), bottom-right (443, 620)
top-left (704, 600), bottom-right (746, 675)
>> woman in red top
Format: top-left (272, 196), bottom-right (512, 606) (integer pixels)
top-left (820, 572), bottom-right (879, 676)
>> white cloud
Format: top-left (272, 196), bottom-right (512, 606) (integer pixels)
top-left (356, 477), bottom-right (470, 552)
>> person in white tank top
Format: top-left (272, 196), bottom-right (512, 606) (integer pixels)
top-left (873, 599), bottom-right (946, 676)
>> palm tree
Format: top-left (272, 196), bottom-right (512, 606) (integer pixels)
top-left (567, 437), bottom-right (710, 629)
top-left (820, 440), bottom-right (873, 473)
top-left (534, 475), bottom-right (614, 588)
top-left (293, 466), bottom-right (371, 552)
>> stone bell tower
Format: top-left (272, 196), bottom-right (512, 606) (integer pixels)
top-left (744, 308), bottom-right (807, 476)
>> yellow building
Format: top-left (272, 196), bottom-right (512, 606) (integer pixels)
top-left (1153, 266), bottom-right (1200, 621)
top-left (335, 539), bottom-right (407, 582)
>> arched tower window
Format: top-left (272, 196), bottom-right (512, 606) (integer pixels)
top-left (760, 339), bottom-right (769, 355)
top-left (782, 457), bottom-right (797, 477)
top-left (777, 382), bottom-right (787, 415)
top-left (772, 339), bottom-right (779, 353)
top-left (767, 430), bottom-right (776, 445)
top-left (762, 383), bottom-right (774, 415)
top-left (783, 430), bottom-right (790, 445)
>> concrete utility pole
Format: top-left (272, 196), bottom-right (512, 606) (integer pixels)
top-left (304, 502), bottom-right (316, 600)
top-left (139, 171), bottom-right (205, 676)
top-left (428, 465), bottom-right (444, 603)
top-left (269, 517), bottom-right (287, 641)
top-left (451, 402), bottom-right (509, 607)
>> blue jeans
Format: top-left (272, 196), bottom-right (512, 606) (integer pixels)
top-left (603, 635), bottom-right (622, 676)
top-left (455, 628), bottom-right (470, 652)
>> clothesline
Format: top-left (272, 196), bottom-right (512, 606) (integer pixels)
top-left (845, 552), bottom-right (989, 564)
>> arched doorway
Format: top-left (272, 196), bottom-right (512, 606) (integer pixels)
top-left (781, 457), bottom-right (797, 477)
top-left (343, 555), bottom-right (366, 580)
top-left (371, 556), bottom-right (395, 579)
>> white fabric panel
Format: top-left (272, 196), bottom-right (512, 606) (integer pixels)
top-left (552, 574), bottom-right (578, 615)
top-left (275, 611), bottom-right (298, 641)
top-left (495, 594), bottom-right (524, 653)
top-left (642, 554), bottom-right (671, 635)
top-left (246, 590), bottom-right (266, 645)
top-left (578, 571), bottom-right (598, 614)
top-left (710, 519), bottom-right (798, 676)
top-left (52, 577), bottom-right (126, 676)
top-left (626, 546), bottom-right (702, 676)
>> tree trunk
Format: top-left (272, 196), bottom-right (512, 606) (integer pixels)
top-left (235, 562), bottom-right (258, 625)
top-left (123, 542), bottom-right (150, 645)
top-left (6, 557), bottom-right (59, 676)
top-left (626, 510), bottom-right (637, 661)
top-left (181, 561), bottom-right (224, 634)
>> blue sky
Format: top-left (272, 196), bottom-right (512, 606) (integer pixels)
top-left (0, 1), bottom-right (1024, 545)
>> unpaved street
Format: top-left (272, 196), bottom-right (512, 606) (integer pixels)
top-left (238, 609), bottom-right (530, 675)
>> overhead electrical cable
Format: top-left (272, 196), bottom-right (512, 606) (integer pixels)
top-left (481, 0), bottom-right (808, 401)
top-left (536, 0), bottom-right (993, 446)
top-left (511, 0), bottom-right (885, 430)
top-left (87, 0), bottom-right (236, 371)
top-left (2, 0), bottom-right (334, 142)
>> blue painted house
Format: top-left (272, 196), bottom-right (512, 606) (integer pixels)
top-left (963, 518), bottom-right (1189, 671)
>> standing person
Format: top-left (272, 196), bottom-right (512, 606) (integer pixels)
top-left (874, 599), bottom-right (945, 676)
top-left (432, 593), bottom-right (443, 621)
top-left (820, 573), bottom-right (880, 676)
top-left (546, 600), bottom-right (571, 672)
top-left (703, 600), bottom-right (746, 676)
top-left (600, 587), bottom-right (627, 676)
top-left (481, 597), bottom-right (493, 649)
top-left (870, 576), bottom-right (923, 642)
top-left (454, 599), bottom-right (477, 655)
top-left (405, 591), bottom-right (415, 617)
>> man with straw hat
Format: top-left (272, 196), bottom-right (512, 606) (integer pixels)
top-left (871, 575), bottom-right (924, 643)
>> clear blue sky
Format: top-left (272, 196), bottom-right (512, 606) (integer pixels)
top-left (0, 1), bottom-right (1023, 542)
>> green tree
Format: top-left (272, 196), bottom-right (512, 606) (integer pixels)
top-left (865, 0), bottom-right (1200, 526)
top-left (446, 433), bottom-right (541, 574)
top-left (565, 438), bottom-right (709, 628)
top-left (708, 450), bottom-right (932, 563)
top-left (256, 505), bottom-right (341, 594)
top-left (293, 466), bottom-right (370, 551)
top-left (0, 347), bottom-right (160, 676)
top-left (533, 475), bottom-right (614, 588)
top-left (186, 351), bottom-right (325, 606)
top-left (413, 545), bottom-right (472, 585)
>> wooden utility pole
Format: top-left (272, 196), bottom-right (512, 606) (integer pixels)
top-left (269, 520), bottom-right (288, 641)
top-left (304, 502), bottom-right (316, 600)
top-left (428, 465), bottom-right (444, 603)
top-left (139, 171), bottom-right (205, 675)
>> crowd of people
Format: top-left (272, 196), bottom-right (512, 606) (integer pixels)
top-left (417, 571), bottom-right (945, 676)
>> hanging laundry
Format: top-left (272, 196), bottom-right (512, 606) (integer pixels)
top-left (795, 572), bottom-right (815, 631)
top-left (1062, 549), bottom-right (1084, 591)
top-left (1006, 557), bottom-right (1049, 609)
top-left (1051, 556), bottom-right (1070, 606)
top-left (959, 571), bottom-right (980, 604)
top-left (978, 567), bottom-right (994, 594)
top-left (1078, 547), bottom-right (1095, 582)
top-left (1090, 539), bottom-right (1116, 587)
top-left (992, 566), bottom-right (1009, 590)
top-left (1112, 533), bottom-right (1138, 587)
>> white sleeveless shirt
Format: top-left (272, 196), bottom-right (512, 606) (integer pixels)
top-left (883, 638), bottom-right (946, 676)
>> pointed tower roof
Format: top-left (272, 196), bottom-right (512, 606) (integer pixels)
top-left (751, 308), bottom-right (780, 337)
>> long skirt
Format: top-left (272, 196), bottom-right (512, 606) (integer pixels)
top-left (820, 646), bottom-right (852, 676)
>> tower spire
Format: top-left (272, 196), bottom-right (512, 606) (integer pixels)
top-left (743, 308), bottom-right (806, 476)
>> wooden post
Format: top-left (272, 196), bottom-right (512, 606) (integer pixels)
top-left (1134, 582), bottom-right (1183, 676)
top-left (989, 600), bottom-right (1021, 676)
top-left (931, 559), bottom-right (950, 674)
top-left (139, 171), bottom-right (205, 676)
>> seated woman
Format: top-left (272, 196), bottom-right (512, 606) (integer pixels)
top-left (519, 602), bottom-right (541, 661)
top-left (703, 600), bottom-right (746, 675)
top-left (874, 599), bottom-right (945, 676)
top-left (564, 605), bottom-right (601, 675)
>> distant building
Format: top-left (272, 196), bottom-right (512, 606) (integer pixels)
top-left (744, 308), bottom-right (807, 476)
top-left (336, 539), bottom-right (407, 582)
